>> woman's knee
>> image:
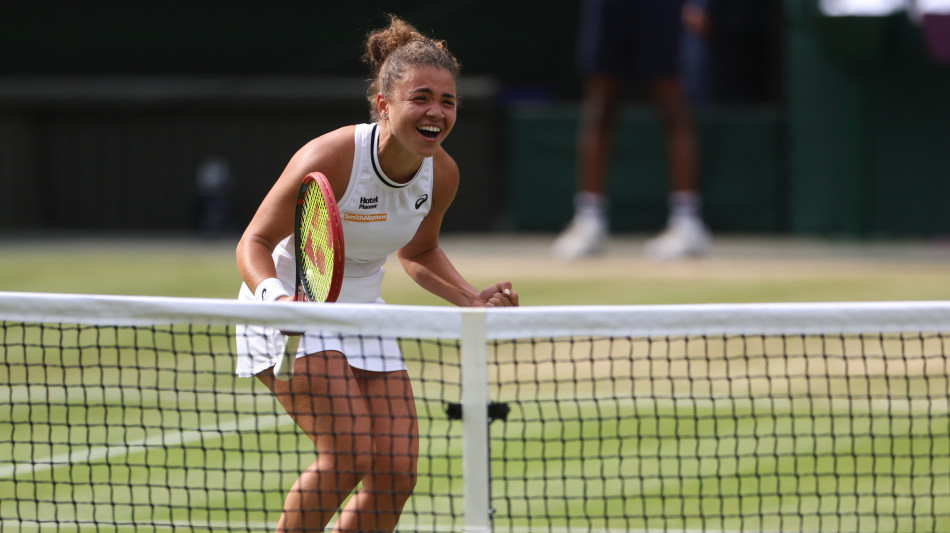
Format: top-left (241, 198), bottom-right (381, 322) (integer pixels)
top-left (314, 432), bottom-right (375, 476)
top-left (393, 468), bottom-right (418, 497)
top-left (370, 450), bottom-right (418, 496)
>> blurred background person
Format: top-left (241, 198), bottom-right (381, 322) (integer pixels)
top-left (681, 0), bottom-right (775, 107)
top-left (552, 0), bottom-right (710, 261)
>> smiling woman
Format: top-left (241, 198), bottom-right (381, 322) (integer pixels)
top-left (231, 13), bottom-right (519, 533)
top-left (375, 64), bottom-right (458, 178)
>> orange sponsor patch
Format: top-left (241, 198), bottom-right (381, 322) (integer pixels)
top-left (344, 213), bottom-right (388, 222)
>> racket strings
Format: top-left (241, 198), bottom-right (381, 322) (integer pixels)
top-left (298, 187), bottom-right (337, 302)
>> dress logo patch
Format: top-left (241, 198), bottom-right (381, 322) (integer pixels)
top-left (359, 196), bottom-right (379, 210)
top-left (344, 212), bottom-right (388, 222)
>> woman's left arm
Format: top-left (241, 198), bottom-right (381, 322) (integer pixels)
top-left (397, 153), bottom-right (519, 308)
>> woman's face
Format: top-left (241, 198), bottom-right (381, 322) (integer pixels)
top-left (380, 65), bottom-right (457, 158)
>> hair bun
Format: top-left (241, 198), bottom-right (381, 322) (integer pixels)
top-left (362, 16), bottom-right (423, 76)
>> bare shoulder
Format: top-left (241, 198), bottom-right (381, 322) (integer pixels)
top-left (430, 148), bottom-right (460, 209)
top-left (288, 125), bottom-right (357, 197)
top-left (433, 148), bottom-right (460, 185)
top-left (298, 125), bottom-right (357, 167)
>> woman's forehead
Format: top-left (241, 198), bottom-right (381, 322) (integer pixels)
top-left (396, 66), bottom-right (456, 93)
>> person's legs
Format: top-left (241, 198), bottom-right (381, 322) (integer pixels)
top-left (257, 352), bottom-right (373, 532)
top-left (577, 75), bottom-right (624, 196)
top-left (643, 75), bottom-right (710, 259)
top-left (334, 369), bottom-right (419, 532)
top-left (551, 75), bottom-right (623, 260)
top-left (650, 76), bottom-right (698, 196)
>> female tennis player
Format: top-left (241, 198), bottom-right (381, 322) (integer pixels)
top-left (234, 14), bottom-right (519, 533)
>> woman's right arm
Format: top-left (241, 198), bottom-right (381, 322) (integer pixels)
top-left (236, 126), bottom-right (355, 296)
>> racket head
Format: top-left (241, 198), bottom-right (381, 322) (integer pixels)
top-left (294, 172), bottom-right (345, 303)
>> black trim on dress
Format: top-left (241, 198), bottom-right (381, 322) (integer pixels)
top-left (369, 124), bottom-right (412, 189)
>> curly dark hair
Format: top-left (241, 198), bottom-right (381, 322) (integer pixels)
top-left (361, 15), bottom-right (462, 122)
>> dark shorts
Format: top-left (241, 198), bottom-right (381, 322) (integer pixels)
top-left (576, 0), bottom-right (684, 79)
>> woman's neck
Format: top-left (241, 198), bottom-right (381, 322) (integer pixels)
top-left (376, 123), bottom-right (425, 184)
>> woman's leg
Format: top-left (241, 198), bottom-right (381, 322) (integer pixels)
top-left (333, 369), bottom-right (419, 533)
top-left (257, 351), bottom-right (374, 532)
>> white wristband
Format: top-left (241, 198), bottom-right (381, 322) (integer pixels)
top-left (254, 278), bottom-right (291, 302)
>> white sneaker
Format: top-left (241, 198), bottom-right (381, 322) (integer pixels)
top-left (551, 215), bottom-right (607, 260)
top-left (644, 217), bottom-right (710, 259)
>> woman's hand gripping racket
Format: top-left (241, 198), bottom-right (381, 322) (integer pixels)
top-left (274, 172), bottom-right (345, 381)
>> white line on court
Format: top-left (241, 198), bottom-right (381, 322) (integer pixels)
top-left (0, 413), bottom-right (297, 478)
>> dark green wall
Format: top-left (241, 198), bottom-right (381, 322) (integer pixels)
top-left (785, 2), bottom-right (950, 237)
top-left (0, 3), bottom-right (579, 92)
top-left (504, 1), bottom-right (950, 237)
top-left (3, 2), bottom-right (949, 236)
top-left (505, 105), bottom-right (783, 234)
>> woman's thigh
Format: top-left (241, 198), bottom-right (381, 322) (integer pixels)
top-left (354, 369), bottom-right (420, 470)
top-left (259, 351), bottom-right (373, 453)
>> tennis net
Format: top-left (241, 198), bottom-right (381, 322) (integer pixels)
top-left (1, 292), bottom-right (948, 532)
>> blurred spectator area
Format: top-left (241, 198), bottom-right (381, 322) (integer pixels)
top-left (1, 1), bottom-right (949, 237)
top-left (0, 76), bottom-right (501, 233)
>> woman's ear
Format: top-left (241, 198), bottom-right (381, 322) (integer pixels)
top-left (376, 93), bottom-right (389, 120)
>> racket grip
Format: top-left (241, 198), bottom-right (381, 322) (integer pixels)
top-left (274, 334), bottom-right (301, 381)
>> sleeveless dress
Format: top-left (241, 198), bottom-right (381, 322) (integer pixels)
top-left (235, 123), bottom-right (434, 376)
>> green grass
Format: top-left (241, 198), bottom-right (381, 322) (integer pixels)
top-left (8, 235), bottom-right (950, 305)
top-left (1, 239), bottom-right (241, 298)
top-left (3, 235), bottom-right (950, 531)
top-left (4, 323), bottom-right (948, 532)
top-left (491, 398), bottom-right (950, 532)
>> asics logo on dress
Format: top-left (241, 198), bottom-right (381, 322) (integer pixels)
top-left (415, 194), bottom-right (429, 209)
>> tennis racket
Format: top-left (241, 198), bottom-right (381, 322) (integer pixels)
top-left (274, 172), bottom-right (345, 380)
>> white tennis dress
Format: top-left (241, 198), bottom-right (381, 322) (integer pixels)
top-left (235, 123), bottom-right (434, 376)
